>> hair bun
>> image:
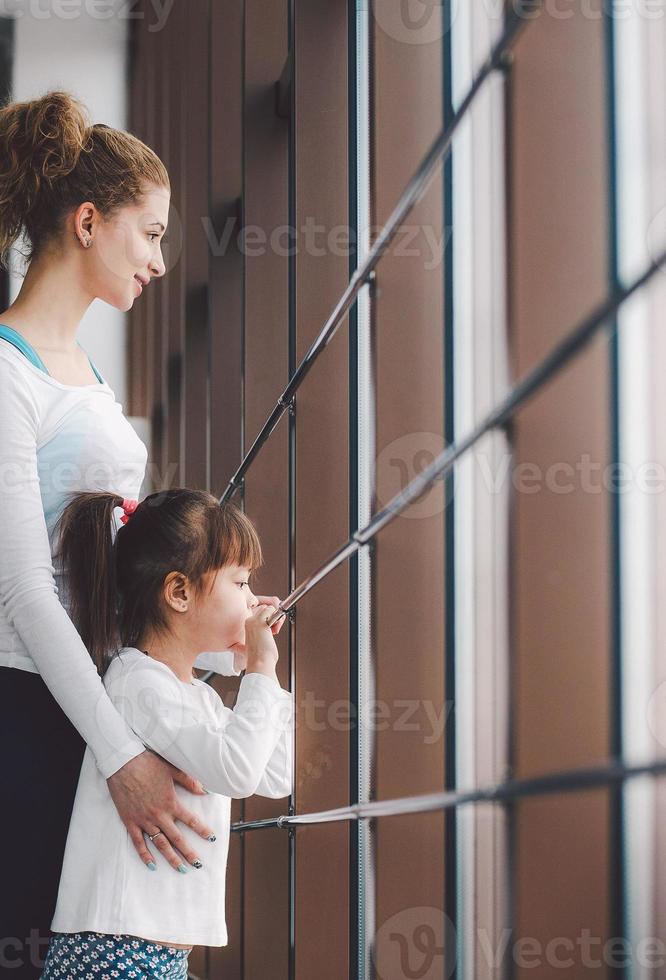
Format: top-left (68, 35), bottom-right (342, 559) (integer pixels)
top-left (0, 88), bottom-right (169, 273)
top-left (0, 89), bottom-right (92, 217)
top-left (12, 91), bottom-right (91, 186)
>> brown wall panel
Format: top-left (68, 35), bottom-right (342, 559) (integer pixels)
top-left (293, 2), bottom-right (350, 978)
top-left (371, 5), bottom-right (447, 965)
top-left (209, 0), bottom-right (244, 496)
top-left (241, 1), bottom-right (291, 977)
top-left (509, 6), bottom-right (612, 977)
top-left (150, 6), bottom-right (169, 483)
top-left (129, 0), bottom-right (206, 490)
top-left (182, 0), bottom-right (211, 489)
top-left (515, 793), bottom-right (611, 978)
top-left (127, 0), bottom-right (150, 421)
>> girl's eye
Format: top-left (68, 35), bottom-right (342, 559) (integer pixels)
top-left (237, 581), bottom-right (249, 589)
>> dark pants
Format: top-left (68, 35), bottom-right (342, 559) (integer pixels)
top-left (0, 665), bottom-right (86, 978)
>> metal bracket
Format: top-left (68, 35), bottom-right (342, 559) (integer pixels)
top-left (277, 395), bottom-right (296, 418)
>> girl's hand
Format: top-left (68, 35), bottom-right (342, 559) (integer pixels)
top-left (241, 603), bottom-right (281, 666)
top-left (229, 595), bottom-right (287, 671)
top-left (255, 595), bottom-right (287, 636)
top-left (107, 749), bottom-right (215, 873)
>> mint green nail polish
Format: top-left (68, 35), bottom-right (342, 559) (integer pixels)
top-left (177, 863), bottom-right (188, 874)
top-left (147, 862), bottom-right (156, 871)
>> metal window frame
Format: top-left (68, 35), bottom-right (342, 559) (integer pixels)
top-left (218, 212), bottom-right (666, 832)
top-left (206, 230), bottom-right (666, 648)
top-left (609, 4), bottom-right (662, 977)
top-left (217, 2), bottom-right (533, 513)
top-left (348, 3), bottom-right (375, 980)
top-left (220, 219), bottom-right (666, 832)
top-left (196, 0), bottom-right (666, 850)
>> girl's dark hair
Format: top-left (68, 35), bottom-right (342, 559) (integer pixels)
top-left (53, 488), bottom-right (263, 676)
top-left (0, 89), bottom-right (170, 271)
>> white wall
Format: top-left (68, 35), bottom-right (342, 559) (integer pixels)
top-left (3, 0), bottom-right (130, 407)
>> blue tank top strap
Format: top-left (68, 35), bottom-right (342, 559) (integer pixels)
top-left (0, 324), bottom-right (105, 384)
top-left (0, 324), bottom-right (50, 375)
top-left (76, 342), bottom-right (104, 384)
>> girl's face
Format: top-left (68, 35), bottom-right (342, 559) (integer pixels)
top-left (86, 183), bottom-right (170, 312)
top-left (190, 563), bottom-right (258, 652)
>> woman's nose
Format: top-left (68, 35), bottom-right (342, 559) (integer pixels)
top-left (150, 255), bottom-right (166, 278)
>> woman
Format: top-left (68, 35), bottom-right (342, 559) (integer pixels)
top-left (0, 90), bottom-right (283, 979)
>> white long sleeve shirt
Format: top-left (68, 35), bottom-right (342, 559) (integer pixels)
top-left (50, 646), bottom-right (294, 947)
top-left (0, 340), bottom-right (242, 779)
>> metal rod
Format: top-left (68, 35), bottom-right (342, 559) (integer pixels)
top-left (257, 242), bottom-right (666, 628)
top-left (198, 243), bottom-right (666, 676)
top-left (229, 756), bottom-right (666, 834)
top-left (218, 0), bottom-right (538, 506)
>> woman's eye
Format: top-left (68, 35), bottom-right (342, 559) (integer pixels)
top-left (148, 232), bottom-right (167, 243)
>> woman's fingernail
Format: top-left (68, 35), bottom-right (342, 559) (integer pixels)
top-left (177, 864), bottom-right (188, 874)
top-left (207, 834), bottom-right (216, 842)
top-left (147, 862), bottom-right (156, 871)
top-left (203, 788), bottom-right (212, 794)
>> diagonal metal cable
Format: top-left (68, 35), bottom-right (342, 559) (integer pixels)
top-left (199, 239), bottom-right (666, 678)
top-left (243, 243), bottom-right (666, 630)
top-left (218, 0), bottom-right (537, 507)
top-left (229, 756), bottom-right (666, 833)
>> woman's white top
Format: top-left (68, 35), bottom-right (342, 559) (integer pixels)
top-left (0, 341), bottom-right (242, 779)
top-left (50, 646), bottom-right (294, 947)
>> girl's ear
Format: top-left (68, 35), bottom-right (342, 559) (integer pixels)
top-left (163, 571), bottom-right (190, 609)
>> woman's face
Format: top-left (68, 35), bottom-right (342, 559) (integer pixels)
top-left (87, 183), bottom-right (170, 312)
top-left (190, 564), bottom-right (259, 653)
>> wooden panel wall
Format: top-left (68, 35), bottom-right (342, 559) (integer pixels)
top-left (129, 0), bottom-right (251, 497)
top-left (509, 7), bottom-right (612, 978)
top-left (371, 6), bottom-right (448, 973)
top-left (292, 3), bottom-right (350, 977)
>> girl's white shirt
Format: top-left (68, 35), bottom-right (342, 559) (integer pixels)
top-left (50, 646), bottom-right (294, 947)
top-left (0, 343), bottom-right (242, 779)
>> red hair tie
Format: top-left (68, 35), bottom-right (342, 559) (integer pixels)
top-left (120, 498), bottom-right (139, 525)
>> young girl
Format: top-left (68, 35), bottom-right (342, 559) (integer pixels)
top-left (39, 487), bottom-right (294, 979)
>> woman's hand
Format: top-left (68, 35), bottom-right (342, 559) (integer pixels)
top-left (106, 749), bottom-right (216, 873)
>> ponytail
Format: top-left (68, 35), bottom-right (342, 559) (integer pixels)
top-left (53, 491), bottom-right (123, 675)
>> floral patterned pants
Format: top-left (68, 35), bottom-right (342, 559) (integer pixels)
top-left (40, 931), bottom-right (191, 979)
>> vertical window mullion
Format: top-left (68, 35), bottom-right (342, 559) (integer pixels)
top-left (451, 9), bottom-right (511, 980)
top-left (351, 3), bottom-right (375, 979)
top-left (610, 3), bottom-right (656, 976)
